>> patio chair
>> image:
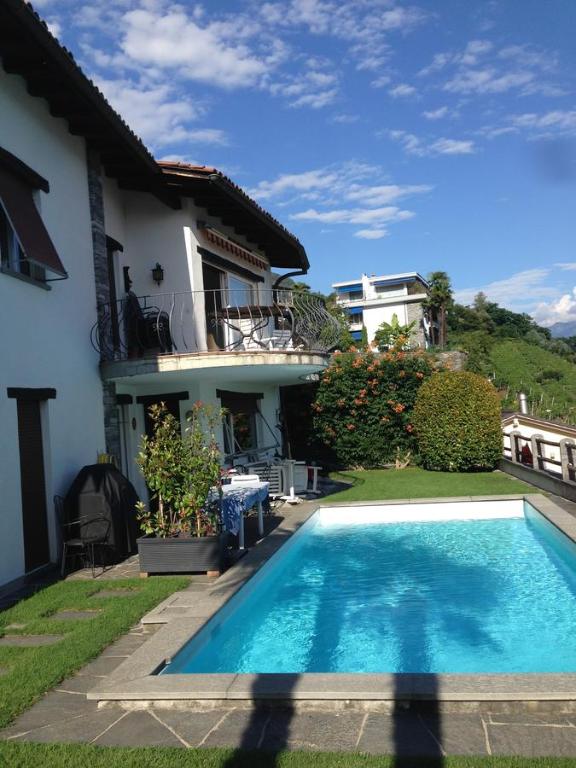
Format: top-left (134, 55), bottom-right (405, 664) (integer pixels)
top-left (55, 495), bottom-right (112, 578)
top-left (124, 291), bottom-right (174, 357)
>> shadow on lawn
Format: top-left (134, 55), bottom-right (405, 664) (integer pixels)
top-left (220, 522), bottom-right (501, 767)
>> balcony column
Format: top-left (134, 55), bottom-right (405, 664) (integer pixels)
top-left (86, 147), bottom-right (121, 463)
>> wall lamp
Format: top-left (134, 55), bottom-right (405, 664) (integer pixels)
top-left (151, 262), bottom-right (164, 286)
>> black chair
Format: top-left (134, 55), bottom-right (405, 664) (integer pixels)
top-left (124, 292), bottom-right (174, 357)
top-left (55, 495), bottom-right (111, 578)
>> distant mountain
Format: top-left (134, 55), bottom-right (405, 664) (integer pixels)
top-left (550, 321), bottom-right (576, 338)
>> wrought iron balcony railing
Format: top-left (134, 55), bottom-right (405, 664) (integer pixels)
top-left (91, 288), bottom-right (342, 362)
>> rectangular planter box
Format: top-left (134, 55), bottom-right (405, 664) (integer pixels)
top-left (137, 534), bottom-right (226, 575)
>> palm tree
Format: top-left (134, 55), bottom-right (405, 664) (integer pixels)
top-left (424, 271), bottom-right (453, 348)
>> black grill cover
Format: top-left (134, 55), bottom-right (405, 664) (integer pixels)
top-left (64, 464), bottom-right (140, 560)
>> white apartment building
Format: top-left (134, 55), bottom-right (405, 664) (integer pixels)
top-left (0, 0), bottom-right (337, 591)
top-left (332, 272), bottom-right (430, 347)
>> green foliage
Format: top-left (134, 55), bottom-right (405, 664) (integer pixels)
top-left (136, 402), bottom-right (222, 538)
top-left (312, 349), bottom-right (433, 468)
top-left (423, 271), bottom-right (453, 348)
top-left (374, 313), bottom-right (416, 352)
top-left (489, 340), bottom-right (576, 420)
top-left (0, 577), bottom-right (188, 728)
top-left (324, 467), bottom-right (537, 502)
top-left (4, 743), bottom-right (574, 768)
top-left (413, 371), bottom-right (502, 471)
top-left (535, 369), bottom-right (563, 383)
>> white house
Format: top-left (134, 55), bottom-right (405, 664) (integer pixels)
top-left (0, 0), bottom-right (337, 591)
top-left (332, 272), bottom-right (430, 347)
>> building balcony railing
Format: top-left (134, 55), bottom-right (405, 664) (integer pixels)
top-left (91, 288), bottom-right (342, 362)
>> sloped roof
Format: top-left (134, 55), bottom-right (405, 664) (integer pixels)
top-left (159, 163), bottom-right (309, 270)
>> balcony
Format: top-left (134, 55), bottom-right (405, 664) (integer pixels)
top-left (91, 289), bottom-right (341, 367)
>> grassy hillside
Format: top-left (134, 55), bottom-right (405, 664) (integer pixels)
top-left (488, 340), bottom-right (576, 420)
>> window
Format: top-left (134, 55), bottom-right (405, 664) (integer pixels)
top-left (218, 390), bottom-right (262, 458)
top-left (0, 202), bottom-right (46, 282)
top-left (226, 274), bottom-right (254, 307)
top-left (347, 290), bottom-right (364, 301)
top-left (223, 410), bottom-right (258, 455)
top-left (0, 147), bottom-right (67, 285)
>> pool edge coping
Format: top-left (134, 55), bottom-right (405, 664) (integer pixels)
top-left (89, 493), bottom-right (576, 704)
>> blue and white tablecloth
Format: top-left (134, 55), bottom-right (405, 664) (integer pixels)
top-left (210, 482), bottom-right (269, 536)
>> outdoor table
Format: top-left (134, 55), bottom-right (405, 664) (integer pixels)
top-left (214, 481), bottom-right (269, 550)
top-left (208, 305), bottom-right (292, 350)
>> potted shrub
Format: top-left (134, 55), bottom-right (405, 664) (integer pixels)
top-left (135, 401), bottom-right (225, 575)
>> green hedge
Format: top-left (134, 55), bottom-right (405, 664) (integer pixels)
top-left (313, 349), bottom-right (433, 468)
top-left (412, 371), bottom-right (502, 471)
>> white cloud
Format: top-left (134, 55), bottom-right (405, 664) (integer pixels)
top-left (268, 67), bottom-right (339, 109)
top-left (330, 113), bottom-right (360, 124)
top-left (346, 183), bottom-right (432, 206)
top-left (354, 228), bottom-right (388, 239)
top-left (95, 78), bottom-right (225, 150)
top-left (420, 39), bottom-right (562, 99)
top-left (422, 106), bottom-right (450, 120)
top-left (533, 288), bottom-right (576, 327)
top-left (388, 131), bottom-right (476, 157)
top-left (120, 8), bottom-right (268, 89)
top-left (455, 268), bottom-right (556, 311)
top-left (249, 168), bottom-right (340, 200)
top-left (291, 205), bottom-right (414, 225)
top-left (388, 83), bottom-right (417, 98)
top-left (46, 18), bottom-right (62, 38)
top-left (430, 138), bottom-right (476, 155)
top-left (249, 161), bottom-right (428, 238)
top-left (511, 110), bottom-right (576, 136)
top-left (555, 263), bottom-right (576, 271)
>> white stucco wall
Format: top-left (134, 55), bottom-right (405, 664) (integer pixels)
top-left (363, 302), bottom-right (409, 344)
top-left (100, 187), bottom-right (274, 355)
top-left (502, 419), bottom-right (573, 474)
top-left (0, 67), bottom-right (106, 586)
top-left (115, 378), bottom-right (282, 505)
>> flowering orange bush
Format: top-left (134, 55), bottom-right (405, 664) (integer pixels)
top-left (313, 349), bottom-right (433, 467)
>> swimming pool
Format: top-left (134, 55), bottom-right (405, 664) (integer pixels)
top-left (163, 500), bottom-right (576, 675)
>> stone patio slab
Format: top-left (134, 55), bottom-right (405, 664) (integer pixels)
top-left (420, 713), bottom-right (488, 755)
top-left (91, 589), bottom-right (139, 599)
top-left (77, 656), bottom-right (130, 678)
top-left (9, 708), bottom-right (125, 745)
top-left (263, 710), bottom-right (365, 752)
top-left (0, 634), bottom-right (62, 647)
top-left (488, 722), bottom-right (576, 757)
top-left (150, 709), bottom-right (236, 748)
top-left (51, 610), bottom-right (102, 621)
top-left (0, 691), bottom-right (94, 738)
top-left (357, 712), bottom-right (444, 756)
top-left (95, 710), bottom-right (185, 748)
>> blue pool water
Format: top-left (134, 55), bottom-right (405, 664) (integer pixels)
top-left (164, 502), bottom-right (576, 674)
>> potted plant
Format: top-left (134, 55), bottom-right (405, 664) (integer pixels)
top-left (135, 401), bottom-right (225, 575)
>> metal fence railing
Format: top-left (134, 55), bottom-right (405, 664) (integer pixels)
top-left (91, 288), bottom-right (342, 362)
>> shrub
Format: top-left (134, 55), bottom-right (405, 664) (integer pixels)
top-left (535, 369), bottom-right (562, 383)
top-left (412, 371), bottom-right (502, 471)
top-left (312, 349), bottom-right (433, 468)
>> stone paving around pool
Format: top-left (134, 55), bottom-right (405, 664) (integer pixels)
top-left (3, 495), bottom-right (576, 757)
top-left (3, 611), bottom-right (576, 757)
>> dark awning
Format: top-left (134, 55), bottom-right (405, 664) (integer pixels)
top-left (0, 166), bottom-right (67, 277)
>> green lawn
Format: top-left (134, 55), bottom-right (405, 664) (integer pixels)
top-left (1, 743), bottom-right (575, 768)
top-left (324, 467), bottom-right (539, 503)
top-left (0, 577), bottom-right (188, 729)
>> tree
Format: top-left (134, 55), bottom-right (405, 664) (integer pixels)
top-left (423, 271), bottom-right (453, 348)
top-left (374, 313), bottom-right (416, 352)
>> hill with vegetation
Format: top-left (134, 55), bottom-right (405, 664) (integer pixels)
top-left (448, 293), bottom-right (576, 422)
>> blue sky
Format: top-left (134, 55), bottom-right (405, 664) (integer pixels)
top-left (38, 0), bottom-right (576, 326)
